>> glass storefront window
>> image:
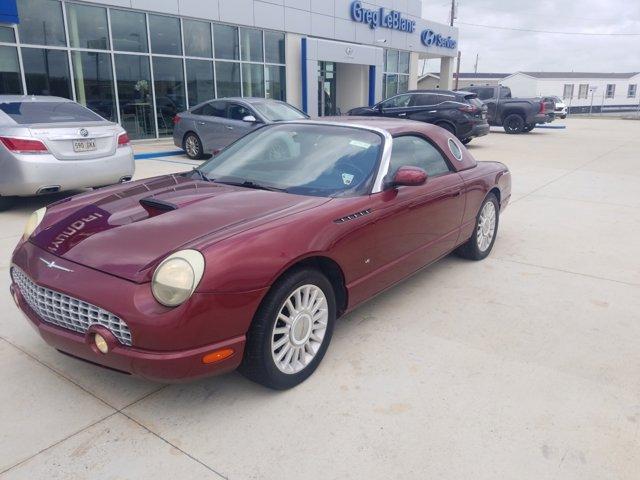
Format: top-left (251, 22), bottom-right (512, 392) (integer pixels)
top-left (110, 9), bottom-right (148, 53)
top-left (216, 61), bottom-right (240, 97)
top-left (398, 51), bottom-right (410, 75)
top-left (149, 15), bottom-right (182, 55)
top-left (22, 48), bottom-right (71, 98)
top-left (242, 63), bottom-right (264, 97)
top-left (0, 46), bottom-right (23, 94)
top-left (385, 74), bottom-right (398, 98)
top-left (17, 0), bottom-right (66, 46)
top-left (0, 26), bottom-right (15, 43)
top-left (114, 54), bottom-right (154, 139)
top-left (71, 51), bottom-right (115, 121)
top-left (265, 65), bottom-right (285, 100)
top-left (214, 25), bottom-right (239, 60)
top-left (385, 50), bottom-right (398, 73)
top-left (398, 75), bottom-right (408, 94)
top-left (66, 3), bottom-right (110, 50)
top-left (240, 28), bottom-right (263, 63)
top-left (186, 59), bottom-right (214, 107)
top-left (265, 32), bottom-right (285, 64)
top-left (184, 20), bottom-right (212, 58)
top-left (152, 57), bottom-right (186, 135)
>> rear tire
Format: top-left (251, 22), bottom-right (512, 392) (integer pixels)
top-left (461, 137), bottom-right (472, 145)
top-left (503, 114), bottom-right (525, 134)
top-left (239, 268), bottom-right (336, 390)
top-left (435, 122), bottom-right (456, 136)
top-left (522, 123), bottom-right (535, 132)
top-left (0, 196), bottom-right (15, 211)
top-left (183, 132), bottom-right (204, 160)
top-left (456, 193), bottom-right (499, 261)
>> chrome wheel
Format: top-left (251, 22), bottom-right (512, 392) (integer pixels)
top-left (271, 284), bottom-right (328, 374)
top-left (476, 201), bottom-right (496, 252)
top-left (185, 135), bottom-right (200, 158)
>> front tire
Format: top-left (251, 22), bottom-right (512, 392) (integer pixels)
top-left (503, 114), bottom-right (525, 134)
top-left (183, 132), bottom-right (205, 160)
top-left (522, 123), bottom-right (535, 132)
top-left (239, 268), bottom-right (336, 390)
top-left (456, 193), bottom-right (499, 261)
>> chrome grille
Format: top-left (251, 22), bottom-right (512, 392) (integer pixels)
top-left (11, 267), bottom-right (132, 346)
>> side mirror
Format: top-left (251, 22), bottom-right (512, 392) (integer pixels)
top-left (389, 166), bottom-right (427, 188)
top-left (242, 115), bottom-right (257, 123)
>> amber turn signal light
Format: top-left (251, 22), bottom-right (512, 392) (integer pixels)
top-left (202, 348), bottom-right (234, 364)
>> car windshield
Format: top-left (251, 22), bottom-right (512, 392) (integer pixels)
top-left (0, 101), bottom-right (105, 124)
top-left (252, 102), bottom-right (308, 122)
top-left (198, 123), bottom-right (383, 197)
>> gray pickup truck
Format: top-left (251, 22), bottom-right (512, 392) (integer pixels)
top-left (464, 85), bottom-right (555, 134)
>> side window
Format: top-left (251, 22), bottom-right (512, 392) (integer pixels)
top-left (209, 101), bottom-right (227, 118)
top-left (500, 86), bottom-right (511, 98)
top-left (390, 136), bottom-right (451, 177)
top-left (381, 94), bottom-right (412, 109)
top-left (473, 88), bottom-right (494, 100)
top-left (412, 94), bottom-right (436, 106)
top-left (227, 103), bottom-right (252, 120)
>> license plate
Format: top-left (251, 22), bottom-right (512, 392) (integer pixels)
top-left (73, 139), bottom-right (96, 152)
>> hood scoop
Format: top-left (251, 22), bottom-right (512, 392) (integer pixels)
top-left (139, 197), bottom-right (178, 217)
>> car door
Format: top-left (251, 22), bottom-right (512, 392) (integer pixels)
top-left (193, 101), bottom-right (228, 152)
top-left (366, 134), bottom-right (465, 292)
top-left (408, 93), bottom-right (440, 124)
top-left (378, 93), bottom-right (413, 119)
top-left (224, 103), bottom-right (261, 145)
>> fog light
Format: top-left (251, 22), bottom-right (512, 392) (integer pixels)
top-left (94, 333), bottom-right (109, 354)
top-left (202, 348), bottom-right (234, 364)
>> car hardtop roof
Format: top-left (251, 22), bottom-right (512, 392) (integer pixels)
top-left (211, 97), bottom-right (286, 105)
top-left (0, 95), bottom-right (73, 104)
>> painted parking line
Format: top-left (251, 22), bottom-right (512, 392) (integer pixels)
top-left (536, 125), bottom-right (567, 129)
top-left (133, 150), bottom-right (185, 160)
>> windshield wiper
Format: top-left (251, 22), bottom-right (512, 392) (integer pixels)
top-left (216, 178), bottom-right (287, 193)
top-left (191, 168), bottom-right (212, 182)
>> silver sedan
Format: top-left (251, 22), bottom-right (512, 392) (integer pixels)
top-left (173, 97), bottom-right (308, 159)
top-left (0, 95), bottom-right (135, 211)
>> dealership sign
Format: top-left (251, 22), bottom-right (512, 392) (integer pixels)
top-left (349, 1), bottom-right (456, 49)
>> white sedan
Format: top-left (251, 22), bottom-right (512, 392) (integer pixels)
top-left (0, 95), bottom-right (134, 210)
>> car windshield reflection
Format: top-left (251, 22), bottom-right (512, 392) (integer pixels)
top-left (198, 124), bottom-right (382, 197)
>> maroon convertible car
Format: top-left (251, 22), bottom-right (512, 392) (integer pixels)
top-left (10, 118), bottom-right (510, 389)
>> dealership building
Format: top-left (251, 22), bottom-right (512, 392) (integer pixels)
top-left (0, 0), bottom-right (458, 139)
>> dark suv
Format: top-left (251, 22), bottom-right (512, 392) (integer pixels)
top-left (346, 90), bottom-right (489, 144)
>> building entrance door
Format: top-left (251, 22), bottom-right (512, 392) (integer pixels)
top-left (318, 61), bottom-right (338, 116)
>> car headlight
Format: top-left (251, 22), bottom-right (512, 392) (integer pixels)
top-left (151, 249), bottom-right (205, 307)
top-left (23, 207), bottom-right (47, 240)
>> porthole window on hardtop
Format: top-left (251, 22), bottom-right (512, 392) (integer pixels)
top-left (448, 138), bottom-right (463, 161)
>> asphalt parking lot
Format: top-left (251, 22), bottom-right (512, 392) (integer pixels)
top-left (1, 118), bottom-right (639, 479)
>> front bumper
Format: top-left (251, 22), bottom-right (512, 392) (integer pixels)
top-left (10, 242), bottom-right (267, 382)
top-left (469, 122), bottom-right (490, 138)
top-left (0, 147), bottom-right (134, 197)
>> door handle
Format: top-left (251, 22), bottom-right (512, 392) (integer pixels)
top-left (225, 125), bottom-right (234, 130)
top-left (197, 122), bottom-right (205, 125)
top-left (428, 110), bottom-right (437, 113)
top-left (398, 112), bottom-right (407, 117)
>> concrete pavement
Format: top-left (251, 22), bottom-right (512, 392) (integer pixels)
top-left (1, 118), bottom-right (639, 479)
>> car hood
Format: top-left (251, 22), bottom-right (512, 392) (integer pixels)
top-left (30, 174), bottom-right (329, 282)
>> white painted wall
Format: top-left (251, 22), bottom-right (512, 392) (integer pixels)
top-left (336, 63), bottom-right (369, 113)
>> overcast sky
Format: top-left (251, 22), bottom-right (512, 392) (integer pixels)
top-left (421, 0), bottom-right (640, 73)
